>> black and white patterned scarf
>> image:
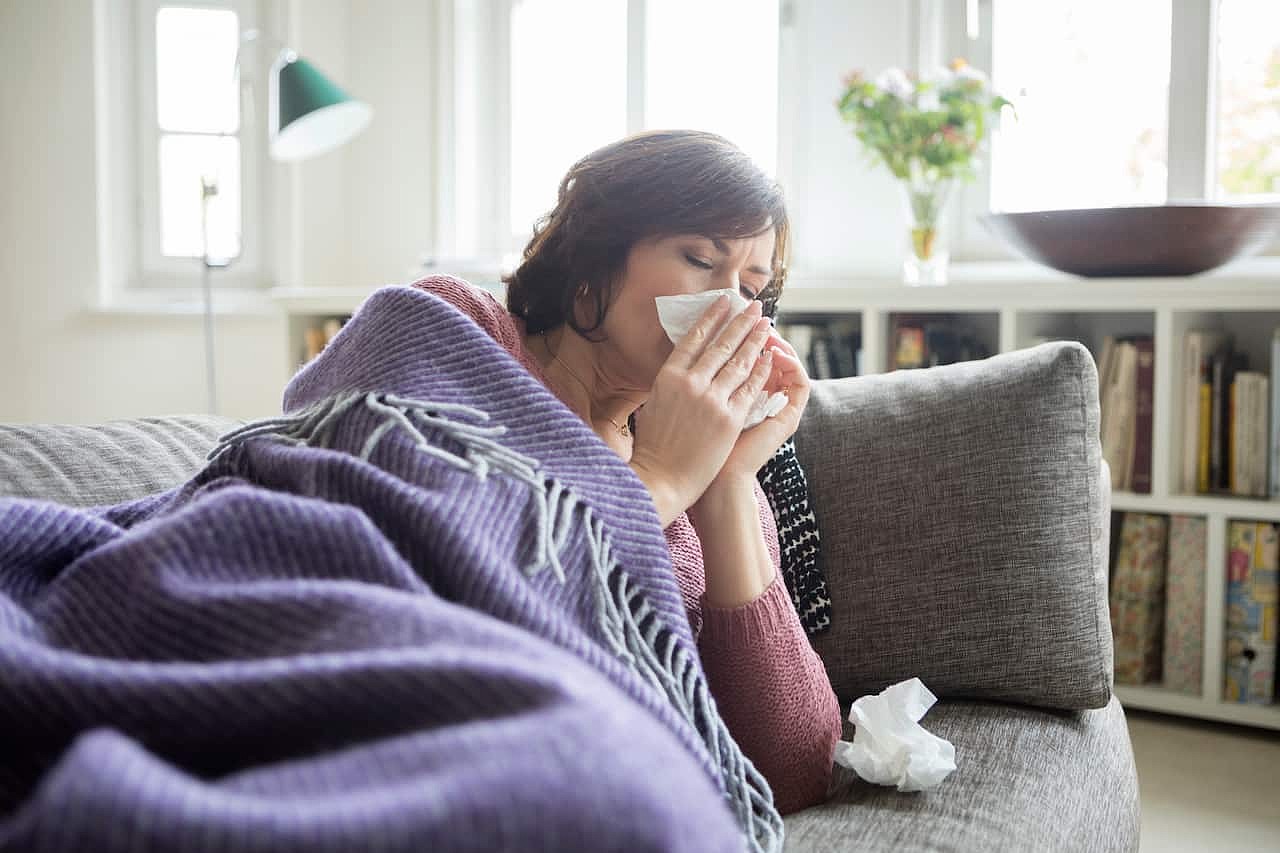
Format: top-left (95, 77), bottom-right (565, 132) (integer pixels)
top-left (756, 438), bottom-right (832, 635)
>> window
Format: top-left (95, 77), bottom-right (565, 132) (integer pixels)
top-left (436, 0), bottom-right (780, 269)
top-left (1214, 0), bottom-right (1280, 199)
top-left (987, 1), bottom-right (1172, 212)
top-left (129, 0), bottom-right (266, 287)
top-left (944, 0), bottom-right (1280, 258)
top-left (153, 5), bottom-right (243, 259)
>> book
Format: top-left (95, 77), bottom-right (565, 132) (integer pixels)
top-left (1101, 341), bottom-right (1138, 492)
top-left (1182, 331), bottom-right (1229, 493)
top-left (1110, 512), bottom-right (1169, 685)
top-left (1209, 349), bottom-right (1245, 492)
top-left (304, 326), bottom-right (326, 362)
top-left (809, 333), bottom-right (834, 380)
top-left (323, 317), bottom-right (345, 344)
top-left (1163, 515), bottom-right (1207, 695)
top-left (1243, 373), bottom-right (1269, 497)
top-left (1197, 354), bottom-right (1213, 493)
top-left (892, 322), bottom-right (926, 370)
top-left (1252, 374), bottom-right (1270, 498)
top-left (1228, 372), bottom-right (1268, 497)
top-left (830, 322), bottom-right (859, 378)
top-left (1130, 337), bottom-right (1155, 494)
top-left (1272, 328), bottom-right (1280, 498)
top-left (1097, 336), bottom-right (1117, 451)
top-left (1224, 521), bottom-right (1278, 704)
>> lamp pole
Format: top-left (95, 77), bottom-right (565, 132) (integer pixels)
top-left (200, 174), bottom-right (227, 416)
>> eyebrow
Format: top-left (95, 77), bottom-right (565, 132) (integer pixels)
top-left (709, 238), bottom-right (773, 279)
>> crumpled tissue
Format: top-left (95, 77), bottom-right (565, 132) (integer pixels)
top-left (832, 677), bottom-right (957, 792)
top-left (654, 288), bottom-right (789, 429)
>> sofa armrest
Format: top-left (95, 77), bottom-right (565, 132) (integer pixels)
top-left (794, 341), bottom-right (1112, 712)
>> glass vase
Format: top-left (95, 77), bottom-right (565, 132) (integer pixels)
top-left (901, 177), bottom-right (954, 286)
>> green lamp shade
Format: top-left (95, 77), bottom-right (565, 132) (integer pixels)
top-left (270, 55), bottom-right (373, 161)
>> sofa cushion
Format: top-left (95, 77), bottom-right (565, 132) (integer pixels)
top-left (0, 416), bottom-right (241, 507)
top-left (783, 695), bottom-right (1140, 852)
top-left (794, 342), bottom-right (1112, 711)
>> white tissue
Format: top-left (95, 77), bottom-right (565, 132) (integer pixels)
top-left (832, 677), bottom-right (957, 792)
top-left (654, 289), bottom-right (788, 429)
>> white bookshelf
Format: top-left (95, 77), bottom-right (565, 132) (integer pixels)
top-left (273, 260), bottom-right (1280, 730)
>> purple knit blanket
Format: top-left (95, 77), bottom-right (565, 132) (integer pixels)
top-left (0, 286), bottom-right (783, 853)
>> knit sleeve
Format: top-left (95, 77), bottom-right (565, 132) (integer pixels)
top-left (409, 275), bottom-right (523, 352)
top-left (695, 483), bottom-right (842, 816)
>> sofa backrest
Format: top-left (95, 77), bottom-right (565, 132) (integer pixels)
top-left (0, 416), bottom-right (242, 507)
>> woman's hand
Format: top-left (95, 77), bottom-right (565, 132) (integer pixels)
top-left (628, 295), bottom-right (777, 525)
top-left (699, 331), bottom-right (811, 489)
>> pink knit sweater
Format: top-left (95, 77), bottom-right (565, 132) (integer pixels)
top-left (410, 276), bottom-right (841, 814)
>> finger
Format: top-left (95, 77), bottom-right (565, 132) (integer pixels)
top-left (769, 346), bottom-right (808, 385)
top-left (709, 314), bottom-right (773, 395)
top-left (690, 301), bottom-right (766, 385)
top-left (766, 348), bottom-right (811, 402)
top-left (729, 347), bottom-right (774, 410)
top-left (767, 332), bottom-right (800, 361)
top-left (666, 293), bottom-right (735, 371)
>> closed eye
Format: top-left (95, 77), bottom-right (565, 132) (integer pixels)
top-left (685, 253), bottom-right (762, 300)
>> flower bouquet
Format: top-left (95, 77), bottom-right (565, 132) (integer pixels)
top-left (837, 59), bottom-right (1012, 284)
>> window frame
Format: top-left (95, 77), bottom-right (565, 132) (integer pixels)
top-left (133, 0), bottom-right (268, 288)
top-left (939, 0), bottom-right (1277, 262)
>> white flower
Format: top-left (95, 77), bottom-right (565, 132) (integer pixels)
top-left (916, 90), bottom-right (942, 112)
top-left (954, 64), bottom-right (988, 86)
top-left (874, 67), bottom-right (914, 100)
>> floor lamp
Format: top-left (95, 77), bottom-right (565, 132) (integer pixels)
top-left (201, 39), bottom-right (373, 415)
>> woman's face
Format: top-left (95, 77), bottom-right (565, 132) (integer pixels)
top-left (589, 230), bottom-right (777, 390)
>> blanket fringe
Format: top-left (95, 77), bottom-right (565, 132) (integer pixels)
top-left (209, 392), bottom-right (784, 852)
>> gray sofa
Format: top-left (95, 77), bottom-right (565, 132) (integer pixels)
top-left (0, 341), bottom-right (1140, 851)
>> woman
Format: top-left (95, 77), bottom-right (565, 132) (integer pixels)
top-left (413, 129), bottom-right (841, 815)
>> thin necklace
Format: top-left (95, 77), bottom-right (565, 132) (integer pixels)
top-left (540, 333), bottom-right (632, 438)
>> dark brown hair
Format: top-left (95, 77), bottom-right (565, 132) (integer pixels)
top-left (503, 130), bottom-right (790, 338)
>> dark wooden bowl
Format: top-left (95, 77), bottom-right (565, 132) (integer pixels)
top-left (979, 204), bottom-right (1280, 277)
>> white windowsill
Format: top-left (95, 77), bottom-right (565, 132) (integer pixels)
top-left (88, 287), bottom-right (283, 318)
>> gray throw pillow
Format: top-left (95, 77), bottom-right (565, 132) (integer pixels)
top-left (793, 342), bottom-right (1112, 712)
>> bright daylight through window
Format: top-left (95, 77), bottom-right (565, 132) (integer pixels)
top-left (988, 0), bottom-right (1280, 213)
top-left (508, 0), bottom-right (778, 244)
top-left (1214, 0), bottom-right (1280, 199)
top-left (155, 5), bottom-right (242, 260)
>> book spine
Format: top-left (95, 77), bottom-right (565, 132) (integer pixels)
top-left (1230, 379), bottom-right (1240, 494)
top-left (1211, 353), bottom-right (1225, 491)
top-left (1130, 338), bottom-right (1155, 493)
top-left (1101, 343), bottom-right (1134, 492)
top-left (1197, 358), bottom-right (1212, 493)
top-left (1098, 336), bottom-right (1117, 445)
top-left (1163, 515), bottom-right (1206, 695)
top-left (1224, 521), bottom-right (1259, 703)
top-left (1272, 330), bottom-right (1280, 498)
top-left (1252, 376), bottom-right (1269, 497)
top-left (1183, 334), bottom-right (1204, 493)
top-left (1111, 512), bottom-right (1168, 684)
top-left (1110, 512), bottom-right (1142, 684)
